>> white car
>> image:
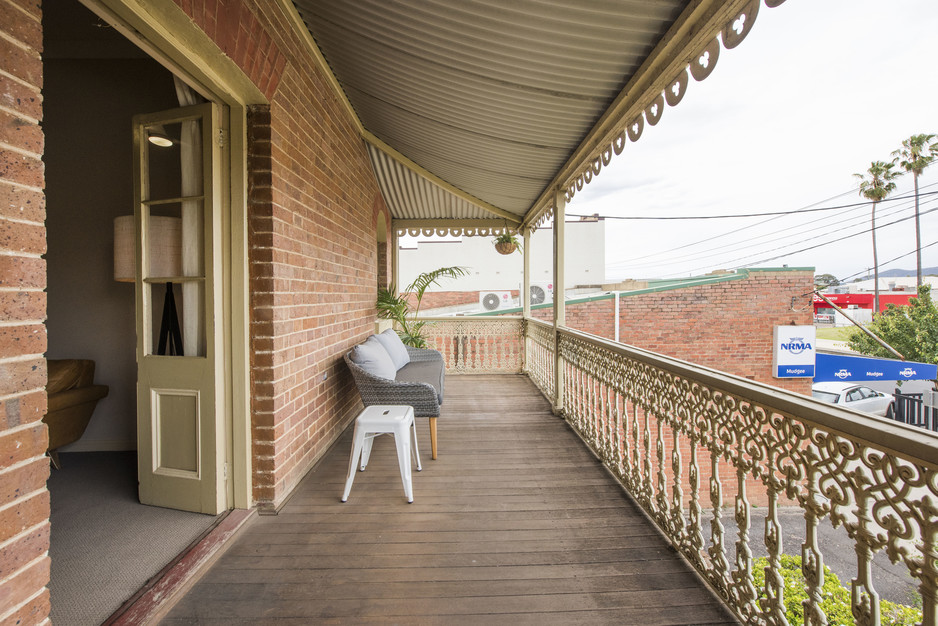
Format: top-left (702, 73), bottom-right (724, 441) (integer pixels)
top-left (811, 382), bottom-right (895, 417)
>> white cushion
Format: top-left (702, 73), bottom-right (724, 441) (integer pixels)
top-left (375, 329), bottom-right (411, 370)
top-left (350, 336), bottom-right (396, 380)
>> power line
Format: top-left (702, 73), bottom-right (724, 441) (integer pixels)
top-left (603, 187), bottom-right (860, 267)
top-left (648, 200), bottom-right (938, 279)
top-left (720, 204), bottom-right (938, 270)
top-left (611, 196), bottom-right (922, 271)
top-left (836, 240), bottom-right (938, 283)
top-left (601, 181), bottom-right (938, 268)
top-left (568, 188), bottom-right (938, 221)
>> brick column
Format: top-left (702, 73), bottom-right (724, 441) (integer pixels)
top-left (0, 0), bottom-right (52, 623)
top-left (246, 104), bottom-right (275, 508)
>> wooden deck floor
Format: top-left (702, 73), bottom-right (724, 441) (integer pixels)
top-left (162, 375), bottom-right (736, 625)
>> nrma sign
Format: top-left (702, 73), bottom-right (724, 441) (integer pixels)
top-left (773, 326), bottom-right (816, 378)
top-left (779, 338), bottom-right (813, 354)
top-left (815, 353), bottom-right (937, 382)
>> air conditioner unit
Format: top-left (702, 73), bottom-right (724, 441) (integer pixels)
top-left (480, 291), bottom-right (512, 311)
top-left (529, 282), bottom-right (553, 305)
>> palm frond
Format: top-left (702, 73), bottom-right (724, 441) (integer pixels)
top-left (856, 160), bottom-right (899, 202)
top-left (893, 133), bottom-right (938, 175)
top-left (405, 266), bottom-right (469, 300)
top-left (377, 266), bottom-right (468, 347)
top-left (376, 285), bottom-right (407, 320)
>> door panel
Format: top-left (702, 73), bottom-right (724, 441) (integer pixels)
top-left (133, 103), bottom-right (225, 514)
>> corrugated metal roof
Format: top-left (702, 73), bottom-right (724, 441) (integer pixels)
top-left (367, 144), bottom-right (495, 221)
top-left (291, 0), bottom-right (761, 224)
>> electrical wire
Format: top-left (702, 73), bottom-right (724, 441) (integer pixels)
top-left (610, 196), bottom-right (921, 271)
top-left (836, 239), bottom-right (938, 284)
top-left (720, 204), bottom-right (938, 270)
top-left (598, 187), bottom-right (860, 266)
top-left (649, 201), bottom-right (938, 279)
top-left (566, 188), bottom-right (938, 220)
top-left (602, 181), bottom-right (938, 269)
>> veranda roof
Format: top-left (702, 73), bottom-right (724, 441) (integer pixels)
top-left (291, 0), bottom-right (774, 229)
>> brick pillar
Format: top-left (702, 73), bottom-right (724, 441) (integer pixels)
top-left (376, 240), bottom-right (388, 289)
top-left (0, 0), bottom-right (52, 623)
top-left (246, 104), bottom-right (275, 508)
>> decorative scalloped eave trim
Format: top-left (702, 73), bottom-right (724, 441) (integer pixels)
top-left (527, 0), bottom-right (783, 233)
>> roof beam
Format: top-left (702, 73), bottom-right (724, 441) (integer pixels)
top-left (521, 0), bottom-right (754, 230)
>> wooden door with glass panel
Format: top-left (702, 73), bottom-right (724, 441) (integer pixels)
top-left (132, 103), bottom-right (225, 514)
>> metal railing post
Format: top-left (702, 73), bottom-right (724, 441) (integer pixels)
top-left (522, 227), bottom-right (531, 319)
top-left (552, 189), bottom-right (565, 414)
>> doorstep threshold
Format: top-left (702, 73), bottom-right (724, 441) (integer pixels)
top-left (104, 507), bottom-right (256, 625)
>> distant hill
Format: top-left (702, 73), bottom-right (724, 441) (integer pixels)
top-left (855, 267), bottom-right (938, 279)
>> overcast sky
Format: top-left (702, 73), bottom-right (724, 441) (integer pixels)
top-left (568, 0), bottom-right (938, 283)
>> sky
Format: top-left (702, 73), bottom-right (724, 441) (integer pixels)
top-left (568, 0), bottom-right (938, 283)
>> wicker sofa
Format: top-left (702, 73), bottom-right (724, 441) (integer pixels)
top-left (344, 329), bottom-right (445, 459)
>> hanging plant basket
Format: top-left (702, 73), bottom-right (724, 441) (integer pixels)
top-left (495, 241), bottom-right (517, 255)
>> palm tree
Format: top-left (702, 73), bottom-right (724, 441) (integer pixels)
top-left (376, 266), bottom-right (469, 347)
top-left (892, 133), bottom-right (938, 287)
top-left (854, 161), bottom-right (899, 316)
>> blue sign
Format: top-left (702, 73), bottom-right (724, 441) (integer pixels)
top-left (773, 325), bottom-right (816, 378)
top-left (778, 365), bottom-right (815, 378)
top-left (814, 353), bottom-right (938, 382)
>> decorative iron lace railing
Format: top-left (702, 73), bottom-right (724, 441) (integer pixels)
top-left (524, 318), bottom-right (555, 401)
top-left (420, 317), bottom-right (524, 374)
top-left (525, 323), bottom-right (937, 626)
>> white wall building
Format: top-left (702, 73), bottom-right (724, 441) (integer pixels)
top-left (834, 275), bottom-right (938, 293)
top-left (398, 218), bottom-right (605, 296)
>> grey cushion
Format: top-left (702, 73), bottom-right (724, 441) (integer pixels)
top-left (375, 329), bottom-right (410, 370)
top-left (396, 359), bottom-right (444, 403)
top-left (350, 336), bottom-right (396, 380)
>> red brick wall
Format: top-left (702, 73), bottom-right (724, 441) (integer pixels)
top-left (407, 290), bottom-right (520, 310)
top-left (615, 270), bottom-right (813, 394)
top-left (514, 271), bottom-right (812, 393)
top-left (425, 271), bottom-right (811, 393)
top-left (374, 204), bottom-right (390, 289)
top-left (187, 2), bottom-right (385, 509)
top-left (0, 0), bottom-right (52, 622)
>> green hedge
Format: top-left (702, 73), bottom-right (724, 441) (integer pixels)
top-left (751, 555), bottom-right (921, 625)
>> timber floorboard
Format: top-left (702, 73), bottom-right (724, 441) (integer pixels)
top-left (162, 375), bottom-right (736, 625)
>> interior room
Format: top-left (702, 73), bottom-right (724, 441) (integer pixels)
top-left (42, 2), bottom-right (220, 622)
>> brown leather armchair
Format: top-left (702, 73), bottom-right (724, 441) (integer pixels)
top-left (43, 359), bottom-right (109, 468)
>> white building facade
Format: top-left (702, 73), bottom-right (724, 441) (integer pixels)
top-left (398, 218), bottom-right (606, 297)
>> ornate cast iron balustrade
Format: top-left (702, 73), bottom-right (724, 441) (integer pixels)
top-left (524, 323), bottom-right (937, 626)
top-left (524, 318), bottom-right (555, 399)
top-left (420, 317), bottom-right (524, 374)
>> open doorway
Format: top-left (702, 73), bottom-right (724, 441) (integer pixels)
top-left (42, 2), bottom-right (221, 622)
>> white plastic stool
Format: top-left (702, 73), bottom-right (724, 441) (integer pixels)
top-left (341, 405), bottom-right (421, 503)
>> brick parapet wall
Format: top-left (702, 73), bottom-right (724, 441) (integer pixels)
top-left (408, 290), bottom-right (520, 311)
top-left (614, 270), bottom-right (813, 394)
top-left (493, 270), bottom-right (813, 394)
top-left (0, 0), bottom-right (52, 622)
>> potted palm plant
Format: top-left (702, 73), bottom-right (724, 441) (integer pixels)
top-left (493, 231), bottom-right (522, 255)
top-left (376, 266), bottom-right (468, 347)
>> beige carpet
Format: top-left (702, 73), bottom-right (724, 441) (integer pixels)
top-left (48, 451), bottom-right (218, 625)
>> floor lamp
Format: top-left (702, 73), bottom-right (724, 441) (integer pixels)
top-left (114, 215), bottom-right (184, 356)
